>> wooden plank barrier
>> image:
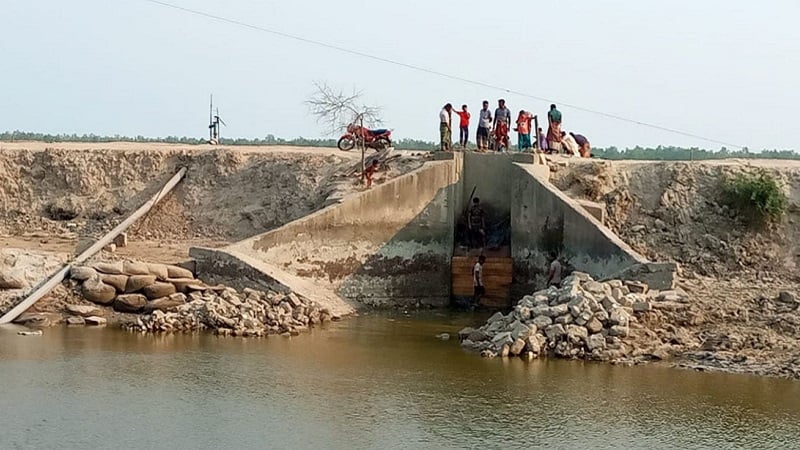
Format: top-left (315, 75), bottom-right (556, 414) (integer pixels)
top-left (451, 256), bottom-right (512, 308)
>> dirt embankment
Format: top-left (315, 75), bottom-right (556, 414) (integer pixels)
top-left (551, 158), bottom-right (800, 378)
top-left (0, 144), bottom-right (359, 242)
top-left (0, 143), bottom-right (424, 316)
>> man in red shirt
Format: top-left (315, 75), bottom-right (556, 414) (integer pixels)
top-left (454, 104), bottom-right (471, 149)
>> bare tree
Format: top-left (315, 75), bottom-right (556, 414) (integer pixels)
top-left (306, 82), bottom-right (382, 183)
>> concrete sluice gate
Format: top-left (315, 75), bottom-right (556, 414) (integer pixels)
top-left (191, 153), bottom-right (675, 314)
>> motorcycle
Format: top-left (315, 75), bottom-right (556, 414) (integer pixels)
top-left (337, 124), bottom-right (392, 151)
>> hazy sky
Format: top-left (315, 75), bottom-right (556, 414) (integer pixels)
top-left (2, 0), bottom-right (799, 149)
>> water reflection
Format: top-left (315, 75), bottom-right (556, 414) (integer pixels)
top-left (0, 313), bottom-right (798, 449)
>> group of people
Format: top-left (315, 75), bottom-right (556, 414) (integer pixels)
top-left (439, 100), bottom-right (592, 157)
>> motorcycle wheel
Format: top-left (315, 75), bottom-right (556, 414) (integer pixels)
top-left (376, 138), bottom-right (392, 150)
top-left (337, 136), bottom-right (356, 151)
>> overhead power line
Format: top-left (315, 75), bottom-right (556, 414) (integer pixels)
top-left (143, 0), bottom-right (744, 149)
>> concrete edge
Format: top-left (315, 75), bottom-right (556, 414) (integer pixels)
top-left (513, 162), bottom-right (649, 265)
top-left (189, 246), bottom-right (356, 317)
top-left (225, 157), bottom-right (459, 253)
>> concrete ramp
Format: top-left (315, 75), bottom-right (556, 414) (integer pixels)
top-left (192, 156), bottom-right (463, 310)
top-left (190, 247), bottom-right (355, 317)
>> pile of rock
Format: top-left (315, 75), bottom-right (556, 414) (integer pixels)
top-left (124, 287), bottom-right (332, 337)
top-left (70, 260), bottom-right (204, 313)
top-left (460, 272), bottom-right (661, 361)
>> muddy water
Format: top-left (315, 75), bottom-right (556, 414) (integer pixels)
top-left (1, 313), bottom-right (799, 449)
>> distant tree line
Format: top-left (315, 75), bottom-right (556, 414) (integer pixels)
top-left (592, 145), bottom-right (800, 161)
top-left (0, 130), bottom-right (438, 151)
top-left (1, 130), bottom-right (795, 158)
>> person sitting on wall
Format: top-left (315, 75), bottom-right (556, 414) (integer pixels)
top-left (467, 197), bottom-right (487, 249)
top-left (365, 159), bottom-right (379, 188)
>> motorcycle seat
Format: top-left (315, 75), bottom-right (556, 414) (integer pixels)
top-left (369, 129), bottom-right (388, 135)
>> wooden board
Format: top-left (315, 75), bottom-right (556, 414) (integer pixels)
top-left (452, 256), bottom-right (512, 308)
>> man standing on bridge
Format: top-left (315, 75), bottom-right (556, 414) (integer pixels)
top-left (439, 103), bottom-right (453, 152)
top-left (547, 104), bottom-right (563, 153)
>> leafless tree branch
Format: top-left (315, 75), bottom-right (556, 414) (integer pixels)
top-left (306, 81), bottom-right (382, 135)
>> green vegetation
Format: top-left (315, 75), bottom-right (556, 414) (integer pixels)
top-left (593, 146), bottom-right (800, 161)
top-left (722, 170), bottom-right (788, 224)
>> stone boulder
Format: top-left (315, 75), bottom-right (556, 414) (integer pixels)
top-left (13, 312), bottom-right (63, 327)
top-left (468, 329), bottom-right (490, 342)
top-left (142, 282), bottom-right (177, 300)
top-left (531, 315), bottom-right (553, 329)
top-left (168, 278), bottom-right (199, 293)
top-left (82, 278), bottom-right (117, 305)
top-left (113, 294), bottom-right (148, 313)
top-left (125, 275), bottom-right (157, 293)
top-left (491, 331), bottom-right (513, 351)
top-left (0, 272), bottom-right (25, 289)
top-left (544, 324), bottom-right (566, 340)
top-left (585, 317), bottom-right (604, 334)
top-left (586, 334), bottom-right (606, 351)
top-left (94, 261), bottom-right (124, 275)
top-left (146, 263), bottom-right (170, 281)
top-left (69, 266), bottom-right (98, 282)
top-left (144, 294), bottom-right (186, 313)
top-left (509, 338), bottom-right (526, 356)
top-left (84, 316), bottom-right (108, 326)
top-left (65, 304), bottom-right (102, 317)
top-left (66, 316), bottom-right (86, 326)
top-left (166, 265), bottom-right (194, 280)
top-left (101, 274), bottom-right (129, 292)
top-left (123, 261), bottom-right (151, 276)
top-left (609, 308), bottom-right (630, 327)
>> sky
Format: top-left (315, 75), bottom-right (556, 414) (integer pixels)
top-left (2, 0), bottom-right (799, 150)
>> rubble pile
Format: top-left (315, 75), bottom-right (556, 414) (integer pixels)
top-left (67, 259), bottom-right (333, 336)
top-left (124, 287), bottom-right (332, 336)
top-left (459, 272), bottom-right (671, 361)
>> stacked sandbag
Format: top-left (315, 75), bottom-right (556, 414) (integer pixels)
top-left (459, 272), bottom-right (671, 362)
top-left (123, 287), bottom-right (333, 337)
top-left (69, 260), bottom-right (205, 313)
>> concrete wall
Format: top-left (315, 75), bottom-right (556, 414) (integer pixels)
top-left (220, 156), bottom-right (463, 308)
top-left (458, 153), bottom-right (514, 216)
top-left (510, 163), bottom-right (649, 293)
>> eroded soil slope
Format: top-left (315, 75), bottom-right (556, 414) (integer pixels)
top-left (551, 158), bottom-right (800, 377)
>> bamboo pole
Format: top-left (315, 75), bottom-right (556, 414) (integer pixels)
top-left (0, 167), bottom-right (188, 325)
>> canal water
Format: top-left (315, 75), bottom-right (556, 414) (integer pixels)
top-left (1, 312), bottom-right (799, 449)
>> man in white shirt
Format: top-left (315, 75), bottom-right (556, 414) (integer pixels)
top-left (547, 252), bottom-right (563, 286)
top-left (561, 131), bottom-right (579, 156)
top-left (473, 255), bottom-right (486, 307)
top-left (476, 100), bottom-right (492, 151)
top-left (439, 103), bottom-right (453, 152)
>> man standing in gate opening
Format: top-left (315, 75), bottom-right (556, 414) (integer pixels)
top-left (473, 255), bottom-right (486, 307)
top-left (547, 252), bottom-right (563, 287)
top-left (467, 197), bottom-right (487, 249)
